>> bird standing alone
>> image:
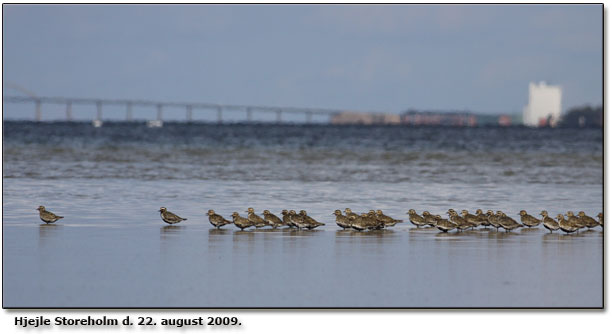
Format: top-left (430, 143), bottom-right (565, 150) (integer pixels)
top-left (159, 207), bottom-right (187, 225)
top-left (37, 206), bottom-right (64, 224)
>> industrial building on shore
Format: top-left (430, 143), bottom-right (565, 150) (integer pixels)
top-left (522, 81), bottom-right (562, 127)
top-left (332, 82), bottom-right (564, 127)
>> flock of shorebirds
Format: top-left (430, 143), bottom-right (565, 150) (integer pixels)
top-left (37, 205), bottom-right (603, 234)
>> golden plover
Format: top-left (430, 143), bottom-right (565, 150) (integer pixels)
top-left (422, 211), bottom-right (438, 227)
top-left (577, 211), bottom-right (599, 229)
top-left (376, 209), bottom-right (403, 227)
top-left (486, 210), bottom-right (502, 230)
top-left (37, 206), bottom-right (64, 224)
top-left (519, 210), bottom-right (541, 228)
top-left (407, 209), bottom-right (427, 228)
top-left (358, 213), bottom-right (380, 230)
top-left (281, 209), bottom-right (296, 228)
top-left (475, 209), bottom-right (490, 226)
top-left (289, 210), bottom-right (308, 229)
top-left (344, 208), bottom-right (359, 220)
top-left (461, 210), bottom-right (480, 229)
top-left (333, 210), bottom-right (352, 229)
top-left (231, 212), bottom-right (254, 230)
top-left (349, 214), bottom-right (369, 231)
top-left (365, 211), bottom-right (385, 229)
top-left (449, 211), bottom-right (471, 231)
top-left (159, 207), bottom-right (187, 225)
top-left (498, 213), bottom-right (522, 232)
top-left (246, 207), bottom-right (269, 228)
top-left (207, 209), bottom-right (232, 228)
top-left (262, 210), bottom-right (285, 228)
top-left (435, 216), bottom-right (456, 233)
top-left (557, 214), bottom-right (578, 234)
top-left (540, 210), bottom-right (559, 233)
top-left (598, 212), bottom-right (603, 228)
top-left (299, 210), bottom-right (325, 230)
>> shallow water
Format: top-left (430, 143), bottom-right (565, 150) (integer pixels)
top-left (2, 179), bottom-right (603, 307)
top-left (2, 122), bottom-right (603, 184)
top-left (2, 122), bottom-right (603, 307)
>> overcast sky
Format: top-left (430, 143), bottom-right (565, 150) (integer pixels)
top-left (2, 4), bottom-right (603, 119)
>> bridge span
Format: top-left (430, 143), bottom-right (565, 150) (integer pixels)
top-left (3, 95), bottom-right (353, 125)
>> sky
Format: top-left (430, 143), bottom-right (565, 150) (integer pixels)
top-left (1, 4), bottom-right (603, 120)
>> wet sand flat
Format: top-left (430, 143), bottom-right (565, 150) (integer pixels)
top-left (3, 179), bottom-right (602, 308)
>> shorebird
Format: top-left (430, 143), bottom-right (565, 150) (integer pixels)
top-left (519, 210), bottom-right (541, 228)
top-left (498, 213), bottom-right (522, 232)
top-left (487, 210), bottom-right (502, 230)
top-left (206, 209), bottom-right (232, 228)
top-left (246, 207), bottom-right (269, 228)
top-left (299, 210), bottom-right (325, 230)
top-left (358, 213), bottom-right (381, 230)
top-left (577, 211), bottom-right (599, 229)
top-left (475, 209), bottom-right (490, 226)
top-left (349, 214), bottom-right (369, 231)
top-left (159, 207), bottom-right (187, 225)
top-left (281, 209), bottom-right (296, 228)
top-left (344, 208), bottom-right (359, 219)
top-left (365, 211), bottom-right (385, 229)
top-left (375, 209), bottom-right (402, 227)
top-left (262, 210), bottom-right (285, 228)
top-left (540, 210), bottom-right (559, 233)
top-left (407, 209), bottom-right (427, 228)
top-left (449, 211), bottom-right (471, 231)
top-left (461, 210), bottom-right (480, 229)
top-left (333, 210), bottom-right (352, 229)
top-left (37, 206), bottom-right (64, 224)
top-left (557, 214), bottom-right (578, 234)
top-left (422, 211), bottom-right (438, 227)
top-left (598, 212), bottom-right (603, 228)
top-left (435, 215), bottom-right (456, 233)
top-left (566, 211), bottom-right (585, 230)
top-left (231, 212), bottom-right (254, 230)
top-left (366, 209), bottom-right (378, 221)
top-left (289, 210), bottom-right (308, 229)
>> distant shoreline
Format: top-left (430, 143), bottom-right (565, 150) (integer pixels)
top-left (1, 119), bottom-right (603, 129)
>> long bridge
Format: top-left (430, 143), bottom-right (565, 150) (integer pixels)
top-left (2, 95), bottom-right (351, 125)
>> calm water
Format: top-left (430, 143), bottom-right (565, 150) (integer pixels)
top-left (2, 121), bottom-right (603, 307)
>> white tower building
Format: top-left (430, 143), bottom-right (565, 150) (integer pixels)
top-left (522, 81), bottom-right (562, 127)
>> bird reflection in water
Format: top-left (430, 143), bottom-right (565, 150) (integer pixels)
top-left (335, 228), bottom-right (395, 241)
top-left (206, 228), bottom-right (230, 253)
top-left (407, 226), bottom-right (438, 235)
top-left (160, 225), bottom-right (185, 240)
top-left (542, 233), bottom-right (565, 243)
top-left (231, 230), bottom-right (257, 253)
top-left (286, 228), bottom-right (323, 237)
top-left (38, 223), bottom-right (61, 250)
top-left (519, 227), bottom-right (541, 235)
top-left (208, 228), bottom-right (230, 236)
top-left (39, 223), bottom-right (61, 237)
top-left (484, 230), bottom-right (520, 241)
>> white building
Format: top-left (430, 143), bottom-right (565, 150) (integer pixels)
top-left (522, 81), bottom-right (562, 127)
